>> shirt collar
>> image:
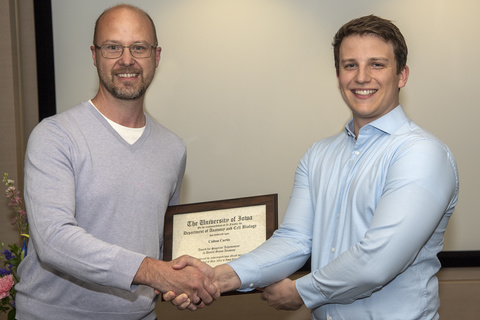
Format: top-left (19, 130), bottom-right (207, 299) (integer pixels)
top-left (344, 105), bottom-right (408, 138)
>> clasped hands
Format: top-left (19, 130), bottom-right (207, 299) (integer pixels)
top-left (133, 255), bottom-right (219, 309)
top-left (160, 255), bottom-right (304, 311)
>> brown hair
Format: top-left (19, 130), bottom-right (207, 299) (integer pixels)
top-left (332, 15), bottom-right (407, 75)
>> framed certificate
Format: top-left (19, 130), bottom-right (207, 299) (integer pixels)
top-left (163, 194), bottom-right (278, 267)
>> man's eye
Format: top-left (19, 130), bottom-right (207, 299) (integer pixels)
top-left (133, 45), bottom-right (148, 52)
top-left (343, 64), bottom-right (356, 69)
top-left (104, 45), bottom-right (120, 51)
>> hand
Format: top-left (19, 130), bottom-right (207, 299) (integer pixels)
top-left (133, 255), bottom-right (219, 309)
top-left (161, 255), bottom-right (221, 310)
top-left (213, 264), bottom-right (241, 293)
top-left (258, 278), bottom-right (304, 310)
top-left (163, 291), bottom-right (194, 311)
top-left (164, 263), bottom-right (241, 311)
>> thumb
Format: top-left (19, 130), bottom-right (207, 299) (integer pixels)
top-left (171, 256), bottom-right (189, 270)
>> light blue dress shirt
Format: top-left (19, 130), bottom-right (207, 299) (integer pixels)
top-left (228, 106), bottom-right (458, 320)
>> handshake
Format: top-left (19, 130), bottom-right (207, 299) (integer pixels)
top-left (133, 255), bottom-right (239, 311)
top-left (134, 254), bottom-right (304, 311)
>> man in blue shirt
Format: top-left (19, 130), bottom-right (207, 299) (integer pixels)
top-left (168, 15), bottom-right (458, 319)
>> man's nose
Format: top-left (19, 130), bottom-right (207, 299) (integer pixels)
top-left (118, 47), bottom-right (135, 66)
top-left (355, 66), bottom-right (371, 83)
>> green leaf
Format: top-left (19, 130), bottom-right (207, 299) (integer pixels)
top-left (7, 308), bottom-right (16, 320)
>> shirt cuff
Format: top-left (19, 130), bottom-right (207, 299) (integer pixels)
top-left (227, 255), bottom-right (262, 291)
top-left (295, 271), bottom-right (327, 309)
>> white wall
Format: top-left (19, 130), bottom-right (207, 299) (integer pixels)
top-left (51, 0), bottom-right (480, 251)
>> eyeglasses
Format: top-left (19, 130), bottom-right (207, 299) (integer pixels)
top-left (94, 43), bottom-right (157, 59)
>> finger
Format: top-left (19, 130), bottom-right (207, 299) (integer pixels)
top-left (197, 288), bottom-right (215, 305)
top-left (171, 256), bottom-right (190, 270)
top-left (162, 291), bottom-right (176, 301)
top-left (177, 297), bottom-right (192, 310)
top-left (186, 299), bottom-right (205, 311)
top-left (171, 293), bottom-right (189, 307)
top-left (186, 303), bottom-right (198, 311)
top-left (178, 255), bottom-right (215, 279)
top-left (190, 279), bottom-right (215, 305)
top-left (205, 282), bottom-right (220, 301)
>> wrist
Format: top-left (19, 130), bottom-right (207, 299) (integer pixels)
top-left (133, 257), bottom-right (168, 290)
top-left (132, 256), bottom-right (153, 285)
top-left (214, 264), bottom-right (241, 293)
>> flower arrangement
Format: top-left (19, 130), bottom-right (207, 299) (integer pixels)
top-left (1, 173), bottom-right (29, 320)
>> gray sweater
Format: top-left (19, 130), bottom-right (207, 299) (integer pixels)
top-left (16, 102), bottom-right (186, 319)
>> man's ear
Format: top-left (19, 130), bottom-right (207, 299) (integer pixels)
top-left (155, 47), bottom-right (162, 68)
top-left (398, 65), bottom-right (409, 89)
top-left (91, 46), bottom-right (98, 67)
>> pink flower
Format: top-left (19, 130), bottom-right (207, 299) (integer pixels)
top-left (0, 274), bottom-right (14, 299)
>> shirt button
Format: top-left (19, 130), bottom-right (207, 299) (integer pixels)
top-left (355, 151), bottom-right (360, 155)
top-left (249, 283), bottom-right (254, 288)
top-left (327, 317), bottom-right (332, 320)
top-left (331, 247), bottom-right (335, 253)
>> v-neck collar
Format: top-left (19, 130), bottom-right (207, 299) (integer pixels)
top-left (86, 101), bottom-right (150, 151)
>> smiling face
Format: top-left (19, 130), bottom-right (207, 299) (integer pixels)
top-left (92, 6), bottom-right (161, 101)
top-left (337, 34), bottom-right (409, 133)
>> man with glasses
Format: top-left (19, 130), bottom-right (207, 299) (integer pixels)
top-left (16, 5), bottom-right (218, 320)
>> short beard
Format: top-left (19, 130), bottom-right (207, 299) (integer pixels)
top-left (98, 68), bottom-right (153, 101)
top-left (109, 82), bottom-right (148, 100)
